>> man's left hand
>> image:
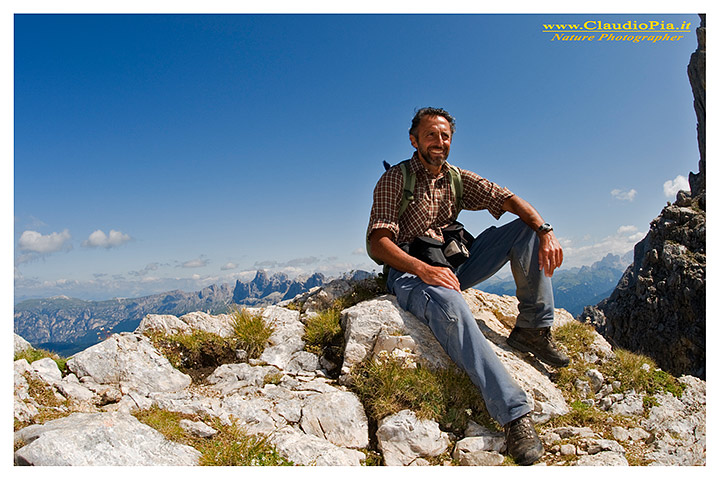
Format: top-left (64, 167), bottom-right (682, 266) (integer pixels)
top-left (538, 231), bottom-right (563, 277)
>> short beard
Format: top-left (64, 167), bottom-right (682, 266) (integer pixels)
top-left (417, 146), bottom-right (449, 168)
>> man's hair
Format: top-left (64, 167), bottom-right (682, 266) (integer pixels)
top-left (409, 107), bottom-right (456, 138)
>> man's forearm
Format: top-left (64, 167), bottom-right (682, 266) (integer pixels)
top-left (369, 228), bottom-right (461, 291)
top-left (502, 195), bottom-right (544, 231)
top-left (369, 230), bottom-right (427, 276)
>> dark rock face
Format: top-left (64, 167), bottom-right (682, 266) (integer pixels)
top-left (687, 14), bottom-right (706, 203)
top-left (580, 15), bottom-right (706, 379)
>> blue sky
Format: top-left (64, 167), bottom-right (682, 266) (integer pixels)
top-left (11, 8), bottom-right (705, 301)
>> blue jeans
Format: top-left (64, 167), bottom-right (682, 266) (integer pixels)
top-left (386, 219), bottom-right (555, 425)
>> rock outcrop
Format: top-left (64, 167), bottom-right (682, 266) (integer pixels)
top-left (580, 15), bottom-right (706, 379)
top-left (14, 277), bottom-right (705, 466)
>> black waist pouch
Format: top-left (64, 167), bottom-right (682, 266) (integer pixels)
top-left (400, 221), bottom-right (475, 271)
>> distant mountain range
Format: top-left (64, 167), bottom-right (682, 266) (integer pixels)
top-left (14, 270), bottom-right (325, 357)
top-left (478, 252), bottom-right (632, 316)
top-left (14, 255), bottom-right (630, 357)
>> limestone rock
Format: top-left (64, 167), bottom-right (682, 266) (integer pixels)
top-left (66, 332), bottom-right (191, 395)
top-left (30, 357), bottom-right (62, 386)
top-left (270, 425), bottom-right (366, 466)
top-left (376, 409), bottom-right (450, 466)
top-left (642, 375), bottom-right (705, 465)
top-left (259, 306), bottom-right (305, 370)
top-left (14, 412), bottom-right (200, 466)
top-left (459, 450), bottom-right (505, 466)
top-left (453, 434), bottom-right (505, 458)
top-left (180, 419), bottom-right (217, 438)
top-left (136, 311), bottom-right (236, 337)
top-left (574, 451), bottom-right (628, 466)
top-left (300, 390), bottom-right (369, 449)
top-left (14, 333), bottom-right (32, 354)
top-left (57, 374), bottom-right (96, 403)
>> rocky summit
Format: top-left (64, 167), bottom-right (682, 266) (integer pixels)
top-left (14, 276), bottom-right (705, 466)
top-left (580, 15), bottom-right (706, 379)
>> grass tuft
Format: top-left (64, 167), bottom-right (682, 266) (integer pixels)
top-left (145, 330), bottom-right (238, 382)
top-left (231, 308), bottom-right (274, 359)
top-left (350, 356), bottom-right (494, 435)
top-left (302, 308), bottom-right (345, 374)
top-left (134, 406), bottom-right (292, 466)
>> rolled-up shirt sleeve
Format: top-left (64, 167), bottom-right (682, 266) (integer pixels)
top-left (460, 169), bottom-right (514, 220)
top-left (367, 167), bottom-right (404, 241)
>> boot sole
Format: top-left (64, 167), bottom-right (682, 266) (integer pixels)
top-left (507, 336), bottom-right (569, 368)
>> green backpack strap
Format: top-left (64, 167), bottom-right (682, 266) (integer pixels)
top-left (447, 164), bottom-right (463, 216)
top-left (397, 160), bottom-right (416, 218)
top-left (366, 160), bottom-right (463, 265)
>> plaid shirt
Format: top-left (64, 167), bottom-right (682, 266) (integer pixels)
top-left (367, 154), bottom-right (514, 244)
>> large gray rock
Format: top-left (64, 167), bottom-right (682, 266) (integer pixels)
top-left (30, 357), bottom-right (62, 386)
top-left (376, 409), bottom-right (450, 466)
top-left (270, 425), bottom-right (366, 466)
top-left (14, 412), bottom-right (200, 466)
top-left (258, 306), bottom-right (305, 370)
top-left (642, 375), bottom-right (705, 465)
top-left (340, 292), bottom-right (569, 423)
top-left (67, 332), bottom-right (191, 395)
top-left (136, 311), bottom-right (235, 337)
top-left (300, 390), bottom-right (369, 449)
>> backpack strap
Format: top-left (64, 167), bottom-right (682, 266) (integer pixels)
top-left (367, 160), bottom-right (464, 266)
top-left (397, 160), bottom-right (416, 218)
top-left (447, 164), bottom-right (463, 216)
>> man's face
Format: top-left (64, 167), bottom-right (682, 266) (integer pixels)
top-left (410, 115), bottom-right (452, 169)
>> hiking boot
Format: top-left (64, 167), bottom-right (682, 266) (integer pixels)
top-left (507, 326), bottom-right (570, 367)
top-left (504, 413), bottom-right (544, 465)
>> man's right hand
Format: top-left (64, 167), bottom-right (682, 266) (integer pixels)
top-left (370, 228), bottom-right (461, 292)
top-left (417, 263), bottom-right (461, 292)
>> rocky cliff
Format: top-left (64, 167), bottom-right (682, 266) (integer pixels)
top-left (14, 276), bottom-right (705, 466)
top-left (580, 15), bottom-right (706, 379)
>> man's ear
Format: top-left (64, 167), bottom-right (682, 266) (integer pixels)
top-left (409, 134), bottom-right (418, 149)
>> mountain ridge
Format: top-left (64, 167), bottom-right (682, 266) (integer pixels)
top-left (13, 269), bottom-right (328, 356)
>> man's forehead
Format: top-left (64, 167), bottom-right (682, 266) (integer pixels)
top-left (418, 115), bottom-right (451, 130)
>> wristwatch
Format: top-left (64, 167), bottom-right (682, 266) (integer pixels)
top-left (537, 223), bottom-right (553, 234)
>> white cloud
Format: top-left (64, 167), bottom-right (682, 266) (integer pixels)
top-left (352, 247), bottom-right (366, 255)
top-left (563, 225), bottom-right (645, 268)
top-left (83, 229), bottom-right (132, 249)
top-left (663, 175), bottom-right (690, 198)
top-left (616, 225), bottom-right (638, 235)
top-left (18, 229), bottom-right (72, 254)
top-left (181, 256), bottom-right (209, 268)
top-left (610, 188), bottom-right (637, 201)
top-left (221, 262), bottom-right (238, 271)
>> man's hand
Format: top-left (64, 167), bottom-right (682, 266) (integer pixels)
top-left (538, 231), bottom-right (563, 277)
top-left (369, 228), bottom-right (461, 291)
top-left (417, 263), bottom-right (461, 292)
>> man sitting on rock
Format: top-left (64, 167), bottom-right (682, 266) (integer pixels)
top-left (366, 107), bottom-right (569, 466)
